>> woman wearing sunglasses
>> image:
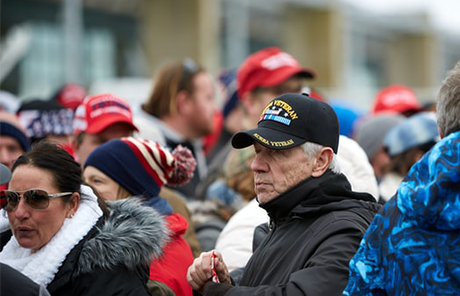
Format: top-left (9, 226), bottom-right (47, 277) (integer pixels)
top-left (83, 137), bottom-right (197, 296)
top-left (0, 141), bottom-right (169, 296)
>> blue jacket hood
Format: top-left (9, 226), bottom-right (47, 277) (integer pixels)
top-left (397, 130), bottom-right (460, 230)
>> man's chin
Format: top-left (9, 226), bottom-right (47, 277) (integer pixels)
top-left (256, 193), bottom-right (276, 204)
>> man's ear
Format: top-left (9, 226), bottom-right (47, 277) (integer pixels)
top-left (176, 90), bottom-right (193, 116)
top-left (72, 138), bottom-right (80, 152)
top-left (240, 93), bottom-right (253, 116)
top-left (311, 147), bottom-right (334, 177)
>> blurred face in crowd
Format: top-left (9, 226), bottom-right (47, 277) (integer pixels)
top-left (251, 142), bottom-right (314, 203)
top-left (186, 72), bottom-right (217, 138)
top-left (7, 165), bottom-right (78, 253)
top-left (74, 123), bottom-right (134, 166)
top-left (371, 147), bottom-right (391, 179)
top-left (83, 166), bottom-right (127, 201)
top-left (242, 76), bottom-right (304, 128)
top-left (0, 136), bottom-right (24, 169)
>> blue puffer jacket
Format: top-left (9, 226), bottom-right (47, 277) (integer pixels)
top-left (344, 130), bottom-right (460, 295)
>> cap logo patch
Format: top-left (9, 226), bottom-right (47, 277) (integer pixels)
top-left (382, 89), bottom-right (415, 106)
top-left (89, 98), bottom-right (132, 119)
top-left (259, 99), bottom-right (298, 125)
top-left (261, 52), bottom-right (299, 70)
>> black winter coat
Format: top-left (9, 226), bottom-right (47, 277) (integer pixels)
top-left (203, 170), bottom-right (381, 296)
top-left (1, 198), bottom-right (169, 296)
top-left (1, 263), bottom-right (50, 296)
top-left (47, 218), bottom-right (151, 296)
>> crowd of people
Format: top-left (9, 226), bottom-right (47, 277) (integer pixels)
top-left (0, 46), bottom-right (459, 295)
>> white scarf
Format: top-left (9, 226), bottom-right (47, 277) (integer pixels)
top-left (0, 185), bottom-right (102, 286)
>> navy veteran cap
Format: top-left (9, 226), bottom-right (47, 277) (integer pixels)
top-left (231, 93), bottom-right (339, 153)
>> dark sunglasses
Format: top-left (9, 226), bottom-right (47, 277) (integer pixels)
top-left (0, 189), bottom-right (73, 211)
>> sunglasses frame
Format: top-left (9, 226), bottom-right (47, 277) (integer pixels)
top-left (0, 189), bottom-right (73, 211)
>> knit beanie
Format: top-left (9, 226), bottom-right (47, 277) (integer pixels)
top-left (354, 112), bottom-right (405, 160)
top-left (219, 69), bottom-right (239, 118)
top-left (0, 111), bottom-right (30, 151)
top-left (17, 99), bottom-right (74, 142)
top-left (85, 137), bottom-right (196, 215)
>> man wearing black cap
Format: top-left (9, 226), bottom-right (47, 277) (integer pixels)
top-left (187, 93), bottom-right (381, 296)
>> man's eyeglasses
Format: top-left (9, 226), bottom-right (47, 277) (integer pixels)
top-left (0, 189), bottom-right (73, 212)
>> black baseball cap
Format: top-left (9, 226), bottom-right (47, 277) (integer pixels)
top-left (231, 93), bottom-right (339, 153)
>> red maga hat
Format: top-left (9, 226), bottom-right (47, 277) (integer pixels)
top-left (73, 93), bottom-right (138, 136)
top-left (237, 47), bottom-right (315, 99)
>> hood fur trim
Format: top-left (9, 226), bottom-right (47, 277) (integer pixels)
top-left (77, 198), bottom-right (169, 275)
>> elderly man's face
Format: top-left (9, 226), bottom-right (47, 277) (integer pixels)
top-left (251, 142), bottom-right (314, 203)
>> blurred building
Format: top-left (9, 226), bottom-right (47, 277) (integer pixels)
top-left (1, 0), bottom-right (459, 109)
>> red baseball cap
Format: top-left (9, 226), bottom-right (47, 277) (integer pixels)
top-left (371, 84), bottom-right (421, 115)
top-left (73, 93), bottom-right (138, 136)
top-left (55, 83), bottom-right (87, 111)
top-left (237, 47), bottom-right (315, 99)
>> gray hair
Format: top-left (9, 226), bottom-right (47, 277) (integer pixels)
top-left (437, 61), bottom-right (460, 137)
top-left (301, 142), bottom-right (341, 174)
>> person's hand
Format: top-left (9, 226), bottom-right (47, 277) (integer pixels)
top-left (187, 250), bottom-right (231, 292)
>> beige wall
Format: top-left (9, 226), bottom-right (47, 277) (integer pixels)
top-left (387, 33), bottom-right (438, 88)
top-left (138, 0), bottom-right (220, 75)
top-left (284, 6), bottom-right (343, 90)
top-left (137, 0), bottom-right (441, 99)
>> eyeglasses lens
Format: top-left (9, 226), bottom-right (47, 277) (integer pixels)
top-left (25, 190), bottom-right (50, 210)
top-left (0, 190), bottom-right (50, 211)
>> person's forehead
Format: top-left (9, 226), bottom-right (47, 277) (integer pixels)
top-left (84, 165), bottom-right (110, 179)
top-left (91, 123), bottom-right (134, 140)
top-left (272, 76), bottom-right (303, 94)
top-left (192, 72), bottom-right (215, 91)
top-left (9, 165), bottom-right (55, 188)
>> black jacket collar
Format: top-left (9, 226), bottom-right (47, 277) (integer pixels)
top-left (260, 170), bottom-right (378, 223)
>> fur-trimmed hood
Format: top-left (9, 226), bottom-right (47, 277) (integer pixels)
top-left (76, 198), bottom-right (170, 276)
top-left (0, 186), bottom-right (170, 292)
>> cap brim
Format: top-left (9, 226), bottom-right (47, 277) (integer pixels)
top-left (232, 126), bottom-right (306, 150)
top-left (85, 116), bottom-right (139, 134)
top-left (0, 163), bottom-right (12, 185)
top-left (262, 67), bottom-right (316, 88)
top-left (297, 68), bottom-right (316, 79)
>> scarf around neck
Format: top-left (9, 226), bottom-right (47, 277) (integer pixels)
top-left (0, 185), bottom-right (102, 286)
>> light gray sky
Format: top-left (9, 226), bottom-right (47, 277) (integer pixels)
top-left (342, 0), bottom-right (460, 35)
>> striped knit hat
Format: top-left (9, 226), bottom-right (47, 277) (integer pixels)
top-left (84, 137), bottom-right (196, 215)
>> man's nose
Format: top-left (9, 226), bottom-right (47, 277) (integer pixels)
top-left (251, 154), bottom-right (268, 173)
